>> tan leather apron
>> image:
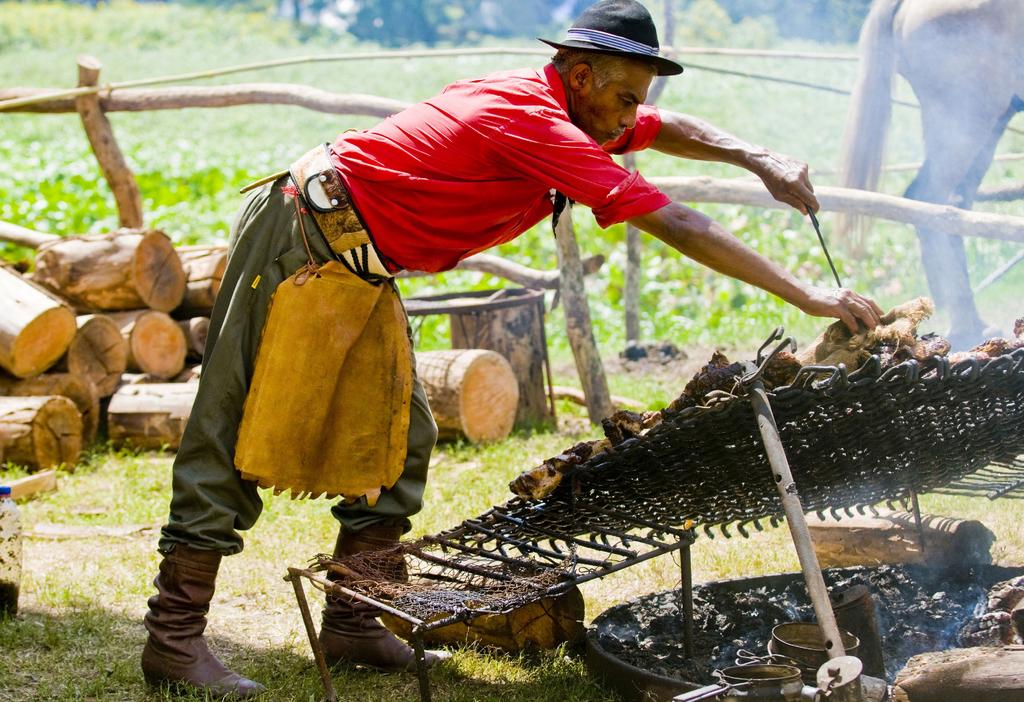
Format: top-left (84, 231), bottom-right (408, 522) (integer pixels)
top-left (233, 147), bottom-right (412, 504)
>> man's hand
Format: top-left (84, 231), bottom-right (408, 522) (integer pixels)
top-left (752, 151), bottom-right (819, 215)
top-left (798, 285), bottom-right (883, 333)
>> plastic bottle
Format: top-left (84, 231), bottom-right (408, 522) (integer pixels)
top-left (0, 485), bottom-right (21, 617)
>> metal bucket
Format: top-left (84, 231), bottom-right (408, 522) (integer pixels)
top-left (768, 623), bottom-right (860, 684)
top-left (718, 663), bottom-right (807, 700)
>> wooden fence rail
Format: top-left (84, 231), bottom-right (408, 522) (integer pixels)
top-left (0, 84), bottom-right (409, 117)
top-left (652, 176), bottom-right (1024, 244)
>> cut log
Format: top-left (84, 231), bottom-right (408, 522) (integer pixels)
top-left (175, 246), bottom-right (226, 316)
top-left (807, 510), bottom-right (994, 570)
top-left (450, 293), bottom-right (552, 428)
top-left (33, 229), bottom-right (186, 312)
top-left (0, 396), bottom-right (82, 471)
top-left (0, 372), bottom-right (100, 443)
top-left (893, 646), bottom-right (1024, 702)
top-left (415, 350), bottom-right (519, 443)
top-left (57, 314), bottom-right (128, 397)
top-left (174, 366), bottom-right (201, 383)
top-left (3, 469), bottom-right (58, 500)
top-left (384, 585), bottom-right (585, 652)
top-left (107, 310), bottom-right (186, 380)
top-left (107, 382), bottom-right (197, 450)
top-left (0, 266), bottom-right (77, 378)
top-left (177, 317), bottom-right (209, 361)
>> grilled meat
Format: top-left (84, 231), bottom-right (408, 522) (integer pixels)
top-left (762, 350), bottom-right (802, 389)
top-left (509, 438), bottom-right (611, 500)
top-left (602, 409), bottom-right (662, 446)
top-left (667, 351), bottom-right (744, 414)
top-left (796, 297), bottom-right (934, 371)
top-left (970, 337), bottom-right (1024, 357)
top-left (511, 299), bottom-right (1024, 503)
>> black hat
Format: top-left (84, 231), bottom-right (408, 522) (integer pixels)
top-left (540, 0), bottom-right (683, 77)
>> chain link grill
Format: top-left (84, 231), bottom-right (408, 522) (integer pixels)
top-left (545, 348), bottom-right (1024, 540)
top-left (304, 348), bottom-right (1024, 625)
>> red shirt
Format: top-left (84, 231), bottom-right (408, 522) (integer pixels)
top-left (329, 63), bottom-right (671, 273)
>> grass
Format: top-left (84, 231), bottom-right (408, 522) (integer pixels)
top-left (1, 410), bottom-right (1022, 702)
top-left (2, 3), bottom-right (1024, 700)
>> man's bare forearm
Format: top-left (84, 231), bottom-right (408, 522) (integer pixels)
top-left (630, 202), bottom-right (808, 307)
top-left (628, 203), bottom-right (883, 331)
top-left (650, 109), bottom-right (818, 213)
top-left (652, 109), bottom-right (769, 171)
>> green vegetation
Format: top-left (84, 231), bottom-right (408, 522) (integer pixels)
top-left (3, 2), bottom-right (1023, 352)
top-left (2, 436), bottom-right (1022, 701)
top-left (1, 4), bottom-right (1023, 699)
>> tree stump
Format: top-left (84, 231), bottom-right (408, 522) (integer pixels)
top-left (107, 382), bottom-right (197, 450)
top-left (0, 395), bottom-right (82, 471)
top-left (807, 510), bottom-right (995, 570)
top-left (0, 372), bottom-right (99, 443)
top-left (449, 290), bottom-right (553, 428)
top-left (415, 349), bottom-right (519, 443)
top-left (108, 310), bottom-right (186, 380)
top-left (175, 245), bottom-right (226, 317)
top-left (177, 317), bottom-right (209, 361)
top-left (383, 585), bottom-right (585, 652)
top-left (0, 266), bottom-right (77, 378)
top-left (57, 314), bottom-right (128, 397)
top-left (893, 646), bottom-right (1024, 702)
top-left (33, 229), bottom-right (186, 312)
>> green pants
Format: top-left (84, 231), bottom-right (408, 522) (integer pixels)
top-left (158, 179), bottom-right (437, 556)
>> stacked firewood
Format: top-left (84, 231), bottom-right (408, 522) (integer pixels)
top-left (0, 229), bottom-right (225, 470)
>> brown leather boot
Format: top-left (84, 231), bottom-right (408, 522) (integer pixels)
top-left (142, 545), bottom-right (266, 698)
top-left (319, 524), bottom-right (451, 671)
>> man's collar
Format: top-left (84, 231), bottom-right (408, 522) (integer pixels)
top-left (542, 63), bottom-right (569, 115)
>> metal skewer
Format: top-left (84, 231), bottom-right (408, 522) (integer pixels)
top-left (807, 208), bottom-right (843, 288)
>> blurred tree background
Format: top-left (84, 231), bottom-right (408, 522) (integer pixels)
top-left (68, 0), bottom-right (873, 45)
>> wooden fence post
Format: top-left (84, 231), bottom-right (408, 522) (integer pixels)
top-left (553, 200), bottom-right (614, 423)
top-left (623, 155), bottom-right (643, 343)
top-left (75, 55), bottom-right (144, 228)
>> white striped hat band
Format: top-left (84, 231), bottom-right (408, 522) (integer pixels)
top-left (564, 27), bottom-right (660, 56)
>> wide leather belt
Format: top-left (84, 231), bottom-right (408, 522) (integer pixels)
top-left (288, 144), bottom-right (393, 279)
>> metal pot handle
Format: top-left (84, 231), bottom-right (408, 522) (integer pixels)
top-left (670, 683), bottom-right (731, 702)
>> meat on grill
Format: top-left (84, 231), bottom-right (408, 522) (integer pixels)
top-left (795, 297), bottom-right (934, 371)
top-left (510, 300), bottom-right (1024, 502)
top-left (509, 438), bottom-right (611, 500)
top-left (666, 351), bottom-right (744, 414)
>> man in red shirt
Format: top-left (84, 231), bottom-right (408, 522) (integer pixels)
top-left (142, 1), bottom-right (882, 697)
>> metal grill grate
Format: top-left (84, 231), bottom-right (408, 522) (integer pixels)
top-left (288, 342), bottom-right (1024, 702)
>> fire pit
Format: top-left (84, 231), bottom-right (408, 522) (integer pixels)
top-left (586, 564), bottom-right (1024, 701)
top-left (287, 330), bottom-right (1024, 702)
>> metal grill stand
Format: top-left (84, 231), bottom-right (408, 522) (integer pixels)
top-left (287, 328), bottom-right (1024, 701)
top-left (287, 508), bottom-right (698, 702)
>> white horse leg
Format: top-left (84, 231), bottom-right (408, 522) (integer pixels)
top-left (954, 102), bottom-right (1019, 209)
top-left (904, 100), bottom-right (1008, 348)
